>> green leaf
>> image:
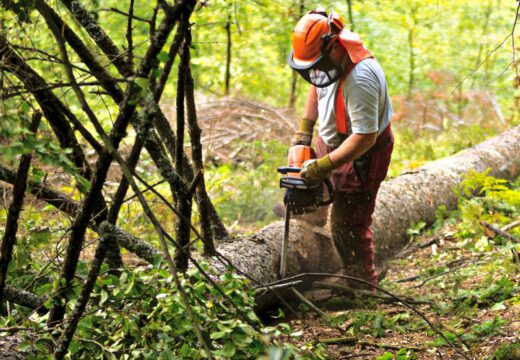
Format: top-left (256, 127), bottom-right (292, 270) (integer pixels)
top-left (376, 352), bottom-right (394, 360)
top-left (179, 343), bottom-right (192, 357)
top-left (210, 331), bottom-right (228, 339)
top-left (213, 342), bottom-right (236, 358)
top-left (75, 174), bottom-right (91, 192)
top-left (21, 101), bottom-right (30, 113)
top-left (100, 289), bottom-right (108, 305)
top-left (157, 51), bottom-right (170, 63)
top-left (135, 77), bottom-right (149, 90)
top-left (69, 340), bottom-right (81, 355)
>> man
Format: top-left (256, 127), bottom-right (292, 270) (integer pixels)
top-left (288, 9), bottom-right (394, 286)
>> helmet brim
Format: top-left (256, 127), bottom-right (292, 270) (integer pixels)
top-left (288, 49), bottom-right (323, 70)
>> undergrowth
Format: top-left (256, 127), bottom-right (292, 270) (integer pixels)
top-left (0, 261), bottom-right (324, 359)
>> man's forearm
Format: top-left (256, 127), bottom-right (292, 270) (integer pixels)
top-left (303, 86), bottom-right (319, 121)
top-left (328, 132), bottom-right (377, 167)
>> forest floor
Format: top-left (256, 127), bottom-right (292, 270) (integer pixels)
top-left (279, 220), bottom-right (520, 359)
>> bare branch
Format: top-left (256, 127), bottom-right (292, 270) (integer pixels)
top-left (0, 112), bottom-right (41, 304)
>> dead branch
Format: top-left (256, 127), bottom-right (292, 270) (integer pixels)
top-left (502, 218), bottom-right (520, 232)
top-left (3, 285), bottom-right (46, 310)
top-left (481, 221), bottom-right (520, 243)
top-left (59, 0), bottom-right (134, 76)
top-left (313, 281), bottom-right (430, 305)
top-left (184, 29), bottom-right (215, 256)
top-left (260, 272), bottom-right (471, 360)
top-left (47, 2), bottom-right (184, 327)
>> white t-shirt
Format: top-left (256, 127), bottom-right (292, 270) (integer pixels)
top-left (316, 58), bottom-right (392, 147)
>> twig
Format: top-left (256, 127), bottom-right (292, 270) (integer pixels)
top-left (291, 288), bottom-right (327, 318)
top-left (481, 221), bottom-right (520, 243)
top-left (397, 236), bottom-right (440, 258)
top-left (256, 280), bottom-right (303, 290)
top-left (358, 340), bottom-right (423, 352)
top-left (0, 327), bottom-right (33, 333)
top-left (511, 248), bottom-right (520, 273)
top-left (187, 169), bottom-right (203, 195)
top-left (318, 336), bottom-right (424, 352)
top-left (260, 272), bottom-right (471, 360)
top-left (502, 219), bottom-right (520, 232)
top-left (512, 1), bottom-right (520, 77)
top-left (126, 0), bottom-right (135, 65)
top-left (98, 7), bottom-right (151, 23)
top-left (313, 281), bottom-right (430, 305)
top-left (413, 264), bottom-right (467, 288)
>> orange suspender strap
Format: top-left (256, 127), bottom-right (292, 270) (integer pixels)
top-left (334, 62), bottom-right (356, 136)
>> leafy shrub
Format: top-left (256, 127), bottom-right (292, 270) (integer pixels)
top-left (18, 262), bottom-right (305, 359)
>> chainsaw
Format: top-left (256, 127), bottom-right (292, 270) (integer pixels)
top-left (277, 145), bottom-right (334, 278)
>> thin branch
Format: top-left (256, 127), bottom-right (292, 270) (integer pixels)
top-left (60, 0), bottom-right (134, 76)
top-left (0, 35), bottom-right (93, 178)
top-left (481, 221), bottom-right (520, 243)
top-left (502, 218), bottom-right (520, 232)
top-left (99, 7), bottom-right (151, 23)
top-left (260, 272), bottom-right (471, 360)
top-left (126, 0), bottom-right (135, 66)
top-left (512, 1), bottom-right (520, 77)
top-left (313, 281), bottom-right (430, 305)
top-left (451, 1), bottom-right (520, 96)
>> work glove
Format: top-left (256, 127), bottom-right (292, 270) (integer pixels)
top-left (300, 155), bottom-right (335, 187)
top-left (291, 117), bottom-right (315, 146)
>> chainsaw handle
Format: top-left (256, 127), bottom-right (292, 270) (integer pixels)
top-left (277, 166), bottom-right (302, 174)
top-left (319, 179), bottom-right (335, 206)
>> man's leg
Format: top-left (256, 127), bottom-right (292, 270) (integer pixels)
top-left (331, 189), bottom-right (378, 285)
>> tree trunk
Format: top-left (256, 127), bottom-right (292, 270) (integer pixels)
top-left (213, 125), bottom-right (520, 306)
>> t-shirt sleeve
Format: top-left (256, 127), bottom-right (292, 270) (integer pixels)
top-left (344, 66), bottom-right (379, 134)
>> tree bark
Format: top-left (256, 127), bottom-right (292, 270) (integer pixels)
top-left (213, 125), bottom-right (520, 306)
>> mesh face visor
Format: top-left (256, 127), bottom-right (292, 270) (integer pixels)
top-left (288, 36), bottom-right (343, 88)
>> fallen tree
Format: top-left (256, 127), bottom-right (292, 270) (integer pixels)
top-left (3, 126), bottom-right (520, 310)
top-left (214, 124), bottom-right (520, 304)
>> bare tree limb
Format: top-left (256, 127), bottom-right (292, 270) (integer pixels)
top-left (184, 29), bottom-right (215, 255)
top-left (0, 112), bottom-right (41, 305)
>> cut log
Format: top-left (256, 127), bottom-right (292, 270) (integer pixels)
top-left (214, 125), bottom-right (520, 305)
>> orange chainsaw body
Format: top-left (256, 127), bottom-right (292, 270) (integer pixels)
top-left (287, 145), bottom-right (316, 177)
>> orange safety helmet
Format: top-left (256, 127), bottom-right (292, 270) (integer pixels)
top-left (289, 9), bottom-right (345, 87)
top-left (291, 9), bottom-right (344, 66)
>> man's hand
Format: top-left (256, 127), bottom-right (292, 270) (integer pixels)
top-left (300, 155), bottom-right (335, 186)
top-left (291, 117), bottom-right (315, 146)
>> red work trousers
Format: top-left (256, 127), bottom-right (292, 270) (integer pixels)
top-left (315, 125), bottom-right (393, 286)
